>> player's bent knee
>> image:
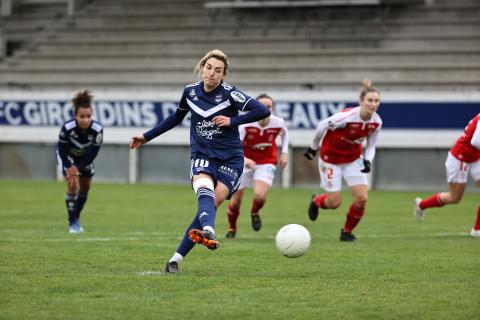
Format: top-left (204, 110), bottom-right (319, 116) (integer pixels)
top-left (330, 202), bottom-right (341, 209)
top-left (192, 177), bottom-right (215, 193)
top-left (253, 193), bottom-right (267, 204)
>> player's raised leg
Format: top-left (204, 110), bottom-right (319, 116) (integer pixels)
top-left (188, 174), bottom-right (219, 250)
top-left (308, 192), bottom-right (341, 221)
top-left (414, 183), bottom-right (465, 221)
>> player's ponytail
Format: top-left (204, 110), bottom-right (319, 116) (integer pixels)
top-left (359, 78), bottom-right (379, 100)
top-left (72, 90), bottom-right (93, 115)
top-left (194, 49), bottom-right (229, 77)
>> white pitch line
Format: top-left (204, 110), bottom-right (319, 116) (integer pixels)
top-left (1, 231), bottom-right (473, 243)
top-left (135, 271), bottom-right (163, 276)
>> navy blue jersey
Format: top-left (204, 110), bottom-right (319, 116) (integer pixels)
top-left (57, 119), bottom-right (103, 170)
top-left (143, 81), bottom-right (270, 161)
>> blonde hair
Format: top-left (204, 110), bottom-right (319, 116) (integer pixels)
top-left (359, 78), bottom-right (380, 100)
top-left (194, 49), bottom-right (229, 77)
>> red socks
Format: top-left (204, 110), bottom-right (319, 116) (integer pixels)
top-left (251, 199), bottom-right (264, 215)
top-left (313, 194), bottom-right (328, 209)
top-left (420, 193), bottom-right (444, 210)
top-left (343, 203), bottom-right (365, 233)
top-left (474, 206), bottom-right (480, 231)
top-left (227, 204), bottom-right (240, 231)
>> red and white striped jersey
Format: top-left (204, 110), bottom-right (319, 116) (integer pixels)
top-left (451, 113), bottom-right (480, 163)
top-left (310, 107), bottom-right (382, 164)
top-left (239, 115), bottom-right (289, 165)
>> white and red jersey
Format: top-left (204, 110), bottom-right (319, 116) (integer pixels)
top-left (310, 107), bottom-right (382, 164)
top-left (450, 113), bottom-right (480, 163)
top-left (239, 115), bottom-right (289, 165)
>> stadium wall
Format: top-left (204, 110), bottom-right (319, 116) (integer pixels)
top-left (1, 90), bottom-right (479, 191)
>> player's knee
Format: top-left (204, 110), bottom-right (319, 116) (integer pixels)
top-left (253, 192), bottom-right (267, 204)
top-left (355, 195), bottom-right (368, 208)
top-left (192, 177), bottom-right (215, 194)
top-left (229, 197), bottom-right (242, 210)
top-left (328, 198), bottom-right (342, 209)
top-left (449, 195), bottom-right (462, 204)
top-left (330, 202), bottom-right (341, 209)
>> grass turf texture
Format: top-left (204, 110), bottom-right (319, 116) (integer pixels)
top-left (1, 180), bottom-right (479, 319)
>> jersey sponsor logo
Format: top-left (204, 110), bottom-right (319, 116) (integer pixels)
top-left (219, 165), bottom-right (239, 180)
top-left (341, 136), bottom-right (366, 144)
top-left (230, 91), bottom-right (246, 103)
top-left (195, 120), bottom-right (222, 140)
top-left (253, 142), bottom-right (273, 150)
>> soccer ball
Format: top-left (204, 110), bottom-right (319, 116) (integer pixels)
top-left (275, 224), bottom-right (311, 258)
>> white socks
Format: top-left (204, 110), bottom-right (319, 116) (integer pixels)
top-left (169, 252), bottom-right (184, 264)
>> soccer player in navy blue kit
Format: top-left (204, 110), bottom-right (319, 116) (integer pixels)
top-left (130, 49), bottom-right (270, 273)
top-left (57, 90), bottom-right (103, 234)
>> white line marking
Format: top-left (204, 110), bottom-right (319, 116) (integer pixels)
top-left (136, 271), bottom-right (163, 276)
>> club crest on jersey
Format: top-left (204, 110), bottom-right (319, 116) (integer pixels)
top-left (230, 91), bottom-right (246, 103)
top-left (215, 95), bottom-right (222, 103)
top-left (95, 133), bottom-right (103, 144)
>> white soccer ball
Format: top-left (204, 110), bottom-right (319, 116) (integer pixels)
top-left (275, 224), bottom-right (311, 258)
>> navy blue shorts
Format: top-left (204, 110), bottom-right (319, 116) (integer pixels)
top-left (56, 150), bottom-right (95, 178)
top-left (190, 153), bottom-right (244, 199)
top-left (61, 163), bottom-right (95, 178)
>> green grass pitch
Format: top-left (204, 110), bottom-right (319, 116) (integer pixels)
top-left (1, 180), bottom-right (479, 319)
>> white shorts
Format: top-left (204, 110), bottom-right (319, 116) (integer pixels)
top-left (445, 152), bottom-right (480, 183)
top-left (239, 163), bottom-right (276, 189)
top-left (318, 158), bottom-right (368, 192)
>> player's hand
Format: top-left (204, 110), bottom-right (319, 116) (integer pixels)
top-left (279, 153), bottom-right (288, 169)
top-left (66, 166), bottom-right (79, 179)
top-left (66, 166), bottom-right (79, 190)
top-left (361, 159), bottom-right (371, 173)
top-left (303, 147), bottom-right (317, 160)
top-left (130, 134), bottom-right (147, 149)
top-left (244, 157), bottom-right (256, 169)
top-left (212, 115), bottom-right (230, 127)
